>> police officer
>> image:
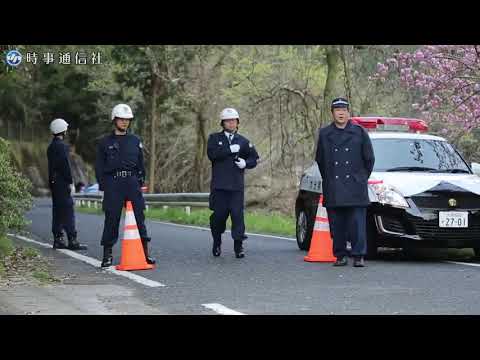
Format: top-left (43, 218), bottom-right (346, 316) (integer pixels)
top-left (95, 104), bottom-right (155, 267)
top-left (47, 118), bottom-right (87, 251)
top-left (315, 98), bottom-right (375, 267)
top-left (207, 108), bottom-right (259, 258)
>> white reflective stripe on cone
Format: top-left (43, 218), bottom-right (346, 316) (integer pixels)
top-left (316, 206), bottom-right (328, 218)
top-left (123, 229), bottom-right (141, 240)
top-left (125, 211), bottom-right (136, 226)
top-left (314, 222), bottom-right (330, 231)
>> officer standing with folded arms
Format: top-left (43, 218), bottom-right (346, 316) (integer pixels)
top-left (315, 98), bottom-right (375, 267)
top-left (95, 104), bottom-right (155, 267)
top-left (207, 108), bottom-right (259, 258)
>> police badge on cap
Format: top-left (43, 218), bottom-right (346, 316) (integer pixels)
top-left (331, 97), bottom-right (350, 110)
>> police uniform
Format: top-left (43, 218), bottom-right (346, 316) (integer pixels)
top-left (95, 131), bottom-right (154, 265)
top-left (315, 98), bottom-right (375, 266)
top-left (47, 130), bottom-right (87, 250)
top-left (207, 130), bottom-right (259, 257)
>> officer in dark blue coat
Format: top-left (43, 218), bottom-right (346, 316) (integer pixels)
top-left (207, 108), bottom-right (259, 258)
top-left (95, 104), bottom-right (155, 267)
top-left (315, 98), bottom-right (375, 267)
top-left (47, 118), bottom-right (87, 250)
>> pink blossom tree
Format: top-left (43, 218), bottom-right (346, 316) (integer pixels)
top-left (373, 45), bottom-right (480, 137)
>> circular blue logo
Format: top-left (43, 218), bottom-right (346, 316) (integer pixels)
top-left (6, 50), bottom-right (22, 67)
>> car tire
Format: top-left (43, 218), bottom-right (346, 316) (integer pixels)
top-left (473, 247), bottom-right (480, 259)
top-left (296, 208), bottom-right (314, 251)
top-left (365, 218), bottom-right (378, 260)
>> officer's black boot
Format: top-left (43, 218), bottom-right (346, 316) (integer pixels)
top-left (67, 233), bottom-right (88, 251)
top-left (101, 246), bottom-right (113, 267)
top-left (212, 238), bottom-right (221, 257)
top-left (53, 234), bottom-right (68, 249)
top-left (353, 256), bottom-right (365, 267)
top-left (333, 256), bottom-right (348, 266)
top-left (142, 238), bottom-right (156, 264)
top-left (234, 240), bottom-right (245, 259)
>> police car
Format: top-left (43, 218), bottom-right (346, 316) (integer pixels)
top-left (295, 117), bottom-right (480, 258)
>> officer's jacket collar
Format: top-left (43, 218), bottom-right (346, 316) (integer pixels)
top-left (326, 120), bottom-right (356, 147)
top-left (109, 131), bottom-right (129, 139)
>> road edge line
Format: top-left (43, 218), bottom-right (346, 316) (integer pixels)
top-left (7, 233), bottom-right (166, 288)
top-left (202, 303), bottom-right (245, 315)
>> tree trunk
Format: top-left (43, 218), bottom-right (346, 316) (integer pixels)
top-left (149, 76), bottom-right (160, 193)
top-left (322, 46), bottom-right (342, 125)
top-left (340, 45), bottom-right (354, 115)
top-left (193, 110), bottom-right (208, 191)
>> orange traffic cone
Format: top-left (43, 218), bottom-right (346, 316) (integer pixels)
top-left (116, 201), bottom-right (154, 271)
top-left (304, 195), bottom-right (336, 262)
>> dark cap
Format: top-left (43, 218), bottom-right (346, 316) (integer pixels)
top-left (331, 97), bottom-right (350, 110)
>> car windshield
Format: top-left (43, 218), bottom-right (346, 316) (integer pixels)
top-left (371, 138), bottom-right (471, 173)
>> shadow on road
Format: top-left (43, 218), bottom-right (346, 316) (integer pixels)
top-left (372, 247), bottom-right (478, 263)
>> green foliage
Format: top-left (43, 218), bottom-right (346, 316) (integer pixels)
top-left (4, 45), bottom-right (475, 198)
top-left (0, 235), bottom-right (13, 258)
top-left (0, 137), bottom-right (33, 237)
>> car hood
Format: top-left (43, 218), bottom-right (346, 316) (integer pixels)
top-left (370, 172), bottom-right (480, 197)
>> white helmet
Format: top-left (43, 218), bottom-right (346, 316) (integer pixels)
top-left (111, 104), bottom-right (134, 120)
top-left (50, 118), bottom-right (69, 135)
top-left (220, 108), bottom-right (239, 121)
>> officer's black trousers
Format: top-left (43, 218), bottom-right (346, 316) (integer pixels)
top-left (101, 176), bottom-right (149, 247)
top-left (209, 190), bottom-right (245, 243)
top-left (51, 185), bottom-right (76, 239)
top-left (327, 207), bottom-right (367, 258)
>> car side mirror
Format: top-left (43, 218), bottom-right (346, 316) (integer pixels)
top-left (471, 162), bottom-right (480, 176)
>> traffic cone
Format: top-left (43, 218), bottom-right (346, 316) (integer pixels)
top-left (116, 201), bottom-right (154, 271)
top-left (304, 195), bottom-right (337, 262)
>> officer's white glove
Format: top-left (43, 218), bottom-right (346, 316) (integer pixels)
top-left (235, 158), bottom-right (246, 169)
top-left (229, 144), bottom-right (240, 153)
top-left (70, 184), bottom-right (75, 195)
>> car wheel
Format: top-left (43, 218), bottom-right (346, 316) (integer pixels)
top-left (473, 247), bottom-right (480, 259)
top-left (296, 209), bottom-right (313, 251)
top-left (365, 218), bottom-right (378, 260)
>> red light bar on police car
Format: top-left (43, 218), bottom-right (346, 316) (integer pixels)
top-left (351, 117), bottom-right (428, 133)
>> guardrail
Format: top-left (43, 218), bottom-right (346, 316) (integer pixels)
top-left (73, 192), bottom-right (210, 215)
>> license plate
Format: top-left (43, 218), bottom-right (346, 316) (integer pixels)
top-left (439, 211), bottom-right (468, 228)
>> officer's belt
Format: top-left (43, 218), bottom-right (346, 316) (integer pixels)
top-left (113, 170), bottom-right (134, 178)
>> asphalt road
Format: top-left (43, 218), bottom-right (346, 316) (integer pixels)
top-left (16, 198), bottom-right (480, 314)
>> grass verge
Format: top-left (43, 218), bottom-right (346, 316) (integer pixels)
top-left (0, 236), bottom-right (59, 285)
top-left (76, 205), bottom-right (296, 237)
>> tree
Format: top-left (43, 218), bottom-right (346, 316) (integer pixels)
top-left (375, 45), bottom-right (480, 138)
top-left (0, 137), bottom-right (32, 238)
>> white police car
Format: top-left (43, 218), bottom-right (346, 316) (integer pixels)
top-left (295, 117), bottom-right (480, 259)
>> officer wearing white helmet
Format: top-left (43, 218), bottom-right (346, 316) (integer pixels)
top-left (95, 104), bottom-right (155, 267)
top-left (207, 107), bottom-right (259, 258)
top-left (47, 118), bottom-right (87, 250)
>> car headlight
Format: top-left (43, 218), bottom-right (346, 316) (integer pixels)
top-left (370, 182), bottom-right (409, 208)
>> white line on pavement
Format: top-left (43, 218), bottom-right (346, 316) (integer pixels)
top-left (150, 221), bottom-right (296, 242)
top-left (445, 261), bottom-right (480, 268)
top-left (202, 303), bottom-right (245, 315)
top-left (7, 233), bottom-right (165, 288)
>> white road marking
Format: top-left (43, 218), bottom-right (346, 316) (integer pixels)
top-left (202, 303), bottom-right (245, 315)
top-left (7, 234), bottom-right (165, 288)
top-left (150, 221), bottom-right (296, 242)
top-left (445, 261), bottom-right (480, 268)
